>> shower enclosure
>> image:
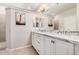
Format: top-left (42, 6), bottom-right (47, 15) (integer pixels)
top-left (0, 6), bottom-right (6, 50)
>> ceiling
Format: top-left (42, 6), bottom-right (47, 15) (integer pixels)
top-left (0, 3), bottom-right (76, 17)
top-left (24, 3), bottom-right (76, 16)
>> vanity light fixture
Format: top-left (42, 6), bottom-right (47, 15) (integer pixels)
top-left (37, 4), bottom-right (48, 13)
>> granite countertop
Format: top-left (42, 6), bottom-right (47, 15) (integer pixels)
top-left (32, 31), bottom-right (79, 44)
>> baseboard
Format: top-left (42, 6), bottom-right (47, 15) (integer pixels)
top-left (6, 45), bottom-right (32, 51)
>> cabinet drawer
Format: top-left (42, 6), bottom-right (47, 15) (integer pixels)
top-left (32, 33), bottom-right (44, 54)
top-left (32, 43), bottom-right (40, 54)
top-left (36, 48), bottom-right (40, 54)
top-left (33, 41), bottom-right (41, 54)
top-left (35, 40), bottom-right (40, 49)
top-left (32, 38), bottom-right (40, 49)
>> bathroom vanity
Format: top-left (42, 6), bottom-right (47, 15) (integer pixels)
top-left (32, 31), bottom-right (79, 55)
top-left (31, 3), bottom-right (79, 55)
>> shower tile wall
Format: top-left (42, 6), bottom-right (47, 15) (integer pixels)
top-left (0, 7), bottom-right (5, 42)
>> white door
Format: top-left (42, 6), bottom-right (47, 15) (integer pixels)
top-left (55, 39), bottom-right (74, 55)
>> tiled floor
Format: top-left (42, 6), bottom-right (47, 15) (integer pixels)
top-left (0, 46), bottom-right (38, 55)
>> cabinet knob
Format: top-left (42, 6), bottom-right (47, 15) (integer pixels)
top-left (51, 40), bottom-right (55, 44)
top-left (38, 41), bottom-right (40, 44)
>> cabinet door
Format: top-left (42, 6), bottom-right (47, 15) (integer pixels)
top-left (32, 33), bottom-right (37, 47)
top-left (32, 33), bottom-right (39, 51)
top-left (55, 40), bottom-right (74, 55)
top-left (44, 36), bottom-right (51, 55)
top-left (32, 33), bottom-right (35, 47)
top-left (43, 36), bottom-right (55, 55)
top-left (32, 33), bottom-right (44, 54)
top-left (75, 44), bottom-right (79, 55)
top-left (50, 39), bottom-right (56, 55)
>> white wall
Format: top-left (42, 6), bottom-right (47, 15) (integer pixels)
top-left (6, 8), bottom-right (11, 48)
top-left (4, 3), bottom-right (33, 49)
top-left (6, 8), bottom-right (33, 48)
top-left (54, 7), bottom-right (76, 31)
top-left (77, 4), bottom-right (79, 31)
top-left (11, 13), bottom-right (33, 48)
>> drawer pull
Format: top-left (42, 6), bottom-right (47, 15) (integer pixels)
top-left (38, 35), bottom-right (40, 37)
top-left (38, 41), bottom-right (40, 44)
top-left (51, 40), bottom-right (55, 44)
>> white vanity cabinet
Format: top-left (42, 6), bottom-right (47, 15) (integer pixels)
top-left (43, 36), bottom-right (55, 55)
top-left (51, 39), bottom-right (74, 55)
top-left (75, 44), bottom-right (79, 55)
top-left (32, 32), bottom-right (44, 54)
top-left (44, 36), bottom-right (74, 55)
top-left (32, 32), bottom-right (74, 55)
